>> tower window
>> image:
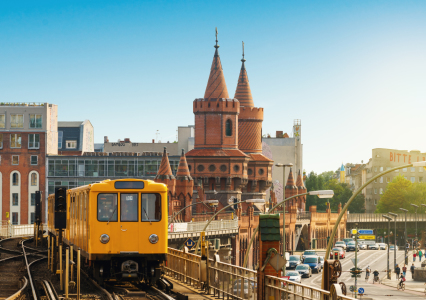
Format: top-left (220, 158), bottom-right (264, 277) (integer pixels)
top-left (225, 119), bottom-right (232, 136)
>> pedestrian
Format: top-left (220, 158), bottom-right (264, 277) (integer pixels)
top-left (419, 249), bottom-right (423, 262)
top-left (402, 264), bottom-right (407, 277)
top-left (410, 263), bottom-right (415, 279)
top-left (413, 251), bottom-right (417, 262)
top-left (395, 264), bottom-right (401, 280)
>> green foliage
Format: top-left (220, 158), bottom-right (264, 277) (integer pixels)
top-left (375, 175), bottom-right (426, 213)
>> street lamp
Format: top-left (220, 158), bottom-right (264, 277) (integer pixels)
top-left (400, 208), bottom-right (408, 264)
top-left (275, 163), bottom-right (293, 267)
top-left (321, 161), bottom-right (426, 290)
top-left (411, 204), bottom-right (419, 242)
top-left (388, 212), bottom-right (398, 269)
top-left (169, 200), bottom-right (219, 224)
top-left (242, 189), bottom-right (334, 268)
top-left (383, 215), bottom-right (393, 279)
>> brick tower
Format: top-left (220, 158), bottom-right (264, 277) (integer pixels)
top-left (296, 170), bottom-right (306, 211)
top-left (186, 30), bottom-right (251, 207)
top-left (284, 168), bottom-right (298, 211)
top-left (175, 149), bottom-right (194, 222)
top-left (235, 42), bottom-right (273, 202)
top-left (154, 147), bottom-right (176, 216)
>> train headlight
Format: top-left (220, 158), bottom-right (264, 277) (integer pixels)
top-left (100, 234), bottom-right (110, 244)
top-left (149, 234), bottom-right (159, 244)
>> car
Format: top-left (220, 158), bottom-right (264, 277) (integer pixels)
top-left (232, 279), bottom-right (256, 296)
top-left (287, 255), bottom-right (302, 269)
top-left (343, 238), bottom-right (354, 245)
top-left (319, 256), bottom-right (324, 269)
top-left (378, 243), bottom-right (387, 250)
top-left (368, 243), bottom-right (380, 250)
top-left (389, 245), bottom-right (399, 250)
top-left (347, 241), bottom-right (359, 252)
top-left (295, 264), bottom-right (312, 278)
top-left (285, 271), bottom-right (302, 283)
top-left (303, 256), bottom-right (322, 273)
top-left (302, 250), bottom-right (317, 260)
top-left (330, 247), bottom-right (345, 259)
top-left (335, 241), bottom-right (347, 250)
top-left (357, 242), bottom-right (368, 250)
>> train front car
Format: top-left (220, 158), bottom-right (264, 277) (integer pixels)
top-left (89, 179), bottom-right (167, 284)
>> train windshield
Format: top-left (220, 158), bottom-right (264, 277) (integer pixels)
top-left (141, 194), bottom-right (161, 222)
top-left (121, 194), bottom-right (138, 221)
top-left (98, 194), bottom-right (118, 221)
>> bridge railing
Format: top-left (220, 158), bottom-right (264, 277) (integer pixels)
top-left (0, 223), bottom-right (48, 238)
top-left (187, 219), bottom-right (239, 232)
top-left (166, 247), bottom-right (203, 288)
top-left (347, 213), bottom-right (426, 223)
top-left (297, 212), bottom-right (311, 220)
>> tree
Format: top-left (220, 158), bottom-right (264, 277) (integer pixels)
top-left (375, 175), bottom-right (412, 213)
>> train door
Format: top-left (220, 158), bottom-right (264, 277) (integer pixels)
top-left (119, 193), bottom-right (139, 252)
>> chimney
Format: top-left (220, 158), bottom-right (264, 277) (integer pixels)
top-left (276, 131), bottom-right (283, 138)
top-left (124, 138), bottom-right (131, 143)
top-left (104, 136), bottom-right (109, 143)
top-left (152, 139), bottom-right (155, 143)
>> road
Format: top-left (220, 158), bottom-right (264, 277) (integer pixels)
top-left (290, 249), bottom-right (425, 300)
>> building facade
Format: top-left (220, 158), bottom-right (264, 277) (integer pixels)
top-left (58, 120), bottom-right (94, 155)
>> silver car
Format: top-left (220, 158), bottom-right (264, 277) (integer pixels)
top-left (368, 243), bottom-right (380, 250)
top-left (378, 243), bottom-right (387, 250)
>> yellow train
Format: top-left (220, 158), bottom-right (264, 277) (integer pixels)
top-left (47, 179), bottom-right (168, 284)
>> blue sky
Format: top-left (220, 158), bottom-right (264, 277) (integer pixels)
top-left (1, 1), bottom-right (425, 173)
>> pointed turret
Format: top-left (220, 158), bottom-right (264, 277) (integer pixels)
top-left (296, 170), bottom-right (305, 190)
top-left (296, 170), bottom-right (307, 211)
top-left (285, 168), bottom-right (298, 209)
top-left (285, 168), bottom-right (297, 189)
top-left (176, 149), bottom-right (192, 181)
top-left (204, 28), bottom-right (229, 99)
top-left (155, 147), bottom-right (175, 180)
top-left (234, 41), bottom-right (254, 107)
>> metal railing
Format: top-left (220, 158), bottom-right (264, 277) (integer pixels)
top-left (165, 247), bottom-right (202, 289)
top-left (348, 213), bottom-right (426, 223)
top-left (0, 223), bottom-right (47, 238)
top-left (187, 219), bottom-right (239, 232)
top-left (297, 212), bottom-right (311, 220)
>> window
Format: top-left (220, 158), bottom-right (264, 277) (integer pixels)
top-left (66, 140), bottom-right (77, 149)
top-left (374, 188), bottom-right (377, 194)
top-left (28, 134), bottom-right (40, 149)
top-left (12, 172), bottom-right (19, 185)
top-left (31, 193), bottom-right (36, 206)
top-left (420, 167), bottom-right (424, 173)
top-left (31, 155), bottom-right (38, 165)
top-left (30, 213), bottom-right (35, 224)
top-left (141, 193), bottom-right (161, 222)
top-left (380, 177), bottom-right (383, 183)
top-left (380, 167), bottom-right (383, 172)
top-left (10, 134), bottom-right (21, 148)
top-left (420, 177), bottom-right (423, 182)
top-left (0, 133), bottom-right (3, 148)
top-left (386, 167), bottom-right (391, 171)
top-left (386, 177), bottom-right (390, 183)
top-left (12, 212), bottom-right (18, 225)
top-left (12, 193), bottom-right (19, 206)
top-left (411, 167), bottom-right (416, 172)
top-left (29, 114), bottom-right (42, 128)
top-left (97, 193), bottom-right (118, 222)
top-left (379, 188), bottom-right (383, 194)
top-left (31, 173), bottom-right (37, 186)
top-left (121, 194), bottom-right (138, 221)
top-left (10, 114), bottom-right (23, 128)
top-left (403, 168), bottom-right (407, 172)
top-left (411, 177), bottom-right (415, 183)
top-left (58, 131), bottom-right (63, 148)
top-left (374, 179), bottom-right (377, 183)
top-left (0, 114), bottom-right (5, 128)
top-left (12, 155), bottom-right (19, 165)
top-left (225, 119), bottom-right (232, 136)
top-left (374, 199), bottom-right (378, 206)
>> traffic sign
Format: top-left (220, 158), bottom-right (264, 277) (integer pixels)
top-left (349, 285), bottom-right (355, 292)
top-left (358, 288), bottom-right (364, 294)
top-left (351, 258), bottom-right (361, 266)
top-left (358, 229), bottom-right (373, 235)
top-left (351, 229), bottom-right (358, 235)
top-left (359, 235), bottom-right (375, 240)
top-left (184, 238), bottom-right (196, 249)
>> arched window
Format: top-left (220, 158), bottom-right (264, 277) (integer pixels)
top-left (12, 172), bottom-right (19, 186)
top-left (31, 173), bottom-right (37, 186)
top-left (225, 119), bottom-right (232, 136)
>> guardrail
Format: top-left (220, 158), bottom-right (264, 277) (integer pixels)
top-left (165, 247), bottom-right (355, 300)
top-left (168, 219), bottom-right (239, 233)
top-left (0, 223), bottom-right (47, 238)
top-left (347, 213), bottom-right (426, 223)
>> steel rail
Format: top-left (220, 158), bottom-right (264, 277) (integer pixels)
top-left (80, 269), bottom-right (114, 300)
top-left (21, 241), bottom-right (38, 300)
top-left (149, 285), bottom-right (175, 300)
top-left (5, 278), bottom-right (28, 300)
top-left (41, 280), bottom-right (58, 300)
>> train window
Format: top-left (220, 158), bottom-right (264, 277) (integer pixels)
top-left (141, 194), bottom-right (161, 222)
top-left (120, 194), bottom-right (138, 222)
top-left (97, 193), bottom-right (118, 222)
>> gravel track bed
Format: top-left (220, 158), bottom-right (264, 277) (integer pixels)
top-left (0, 238), bottom-right (27, 299)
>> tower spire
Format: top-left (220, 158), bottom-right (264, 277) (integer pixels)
top-left (234, 41), bottom-right (254, 107)
top-left (204, 28), bottom-right (229, 99)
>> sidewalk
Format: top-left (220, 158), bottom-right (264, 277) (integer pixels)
top-left (381, 250), bottom-right (426, 293)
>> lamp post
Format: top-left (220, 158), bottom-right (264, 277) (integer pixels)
top-left (388, 212), bottom-right (398, 269)
top-left (275, 163), bottom-right (293, 274)
top-left (383, 215), bottom-right (393, 279)
top-left (400, 208), bottom-right (408, 264)
top-left (411, 204), bottom-right (419, 242)
top-left (194, 198), bottom-right (265, 255)
top-left (242, 190), bottom-right (334, 268)
top-left (169, 200), bottom-right (219, 224)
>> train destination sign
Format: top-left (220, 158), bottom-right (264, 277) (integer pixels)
top-left (358, 235), bottom-right (375, 240)
top-left (358, 229), bottom-right (374, 235)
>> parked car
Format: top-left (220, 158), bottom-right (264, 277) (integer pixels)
top-left (287, 255), bottom-right (302, 269)
top-left (368, 243), bottom-right (380, 250)
top-left (302, 250), bottom-right (317, 260)
top-left (335, 241), bottom-right (347, 250)
top-left (303, 256), bottom-right (322, 273)
top-left (329, 247), bottom-right (345, 259)
top-left (232, 279), bottom-right (256, 297)
top-left (295, 264), bottom-right (312, 278)
top-left (347, 241), bottom-right (359, 252)
top-left (357, 242), bottom-right (368, 250)
top-left (285, 271), bottom-right (302, 283)
top-left (389, 245), bottom-right (399, 250)
top-left (378, 243), bottom-right (387, 250)
top-left (343, 238), bottom-right (354, 245)
top-left (319, 256), bottom-right (324, 269)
